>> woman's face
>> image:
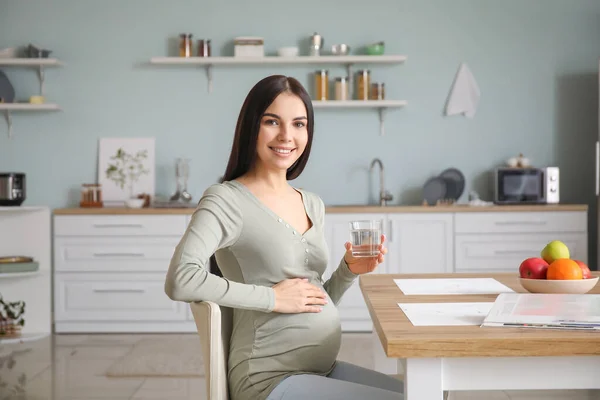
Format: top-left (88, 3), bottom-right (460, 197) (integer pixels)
top-left (255, 92), bottom-right (309, 174)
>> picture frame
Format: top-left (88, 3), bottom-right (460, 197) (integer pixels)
top-left (98, 138), bottom-right (155, 206)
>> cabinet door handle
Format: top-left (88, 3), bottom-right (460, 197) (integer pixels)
top-left (93, 289), bottom-right (145, 293)
top-left (92, 224), bottom-right (144, 228)
top-left (388, 220), bottom-right (393, 242)
top-left (494, 221), bottom-right (547, 226)
top-left (93, 253), bottom-right (145, 258)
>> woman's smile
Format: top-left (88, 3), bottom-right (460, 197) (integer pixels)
top-left (269, 146), bottom-right (297, 157)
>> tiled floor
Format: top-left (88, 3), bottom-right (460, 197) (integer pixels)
top-left (0, 333), bottom-right (598, 399)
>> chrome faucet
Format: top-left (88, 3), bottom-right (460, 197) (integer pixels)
top-left (370, 158), bottom-right (393, 206)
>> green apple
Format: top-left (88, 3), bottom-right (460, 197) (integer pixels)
top-left (541, 240), bottom-right (570, 264)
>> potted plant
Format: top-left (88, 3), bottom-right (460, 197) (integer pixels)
top-left (105, 147), bottom-right (149, 208)
top-left (0, 295), bottom-right (25, 338)
top-left (0, 295), bottom-right (28, 398)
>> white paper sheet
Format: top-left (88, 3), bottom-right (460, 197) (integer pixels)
top-left (398, 302), bottom-right (494, 326)
top-left (444, 62), bottom-right (481, 118)
top-left (394, 278), bottom-right (515, 295)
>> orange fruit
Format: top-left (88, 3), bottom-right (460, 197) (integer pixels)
top-left (546, 259), bottom-right (583, 280)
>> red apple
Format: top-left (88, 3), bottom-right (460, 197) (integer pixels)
top-left (573, 260), bottom-right (592, 279)
top-left (519, 257), bottom-right (549, 279)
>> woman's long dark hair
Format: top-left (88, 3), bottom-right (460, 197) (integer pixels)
top-left (209, 75), bottom-right (315, 277)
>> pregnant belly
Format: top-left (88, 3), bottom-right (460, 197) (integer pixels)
top-left (251, 301), bottom-right (341, 373)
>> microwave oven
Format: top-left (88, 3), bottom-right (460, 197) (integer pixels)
top-left (494, 167), bottom-right (559, 205)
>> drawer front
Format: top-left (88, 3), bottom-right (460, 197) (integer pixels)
top-left (54, 215), bottom-right (187, 236)
top-left (54, 273), bottom-right (186, 322)
top-left (54, 237), bottom-right (180, 272)
top-left (455, 233), bottom-right (588, 272)
top-left (455, 212), bottom-right (586, 234)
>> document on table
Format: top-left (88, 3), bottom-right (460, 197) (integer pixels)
top-left (398, 302), bottom-right (495, 326)
top-left (481, 293), bottom-right (600, 330)
top-left (394, 278), bottom-right (514, 295)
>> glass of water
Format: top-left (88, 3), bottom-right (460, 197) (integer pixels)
top-left (349, 220), bottom-right (383, 258)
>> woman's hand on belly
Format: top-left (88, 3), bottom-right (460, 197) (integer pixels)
top-left (272, 278), bottom-right (328, 313)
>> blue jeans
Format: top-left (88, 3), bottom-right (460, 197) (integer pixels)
top-left (266, 361), bottom-right (404, 400)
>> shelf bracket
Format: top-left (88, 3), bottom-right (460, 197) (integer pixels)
top-left (205, 64), bottom-right (213, 93)
top-left (3, 110), bottom-right (13, 139)
top-left (378, 108), bottom-right (385, 136)
top-left (37, 65), bottom-right (46, 96)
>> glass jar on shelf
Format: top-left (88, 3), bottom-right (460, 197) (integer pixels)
top-left (314, 70), bottom-right (329, 100)
top-left (370, 82), bottom-right (385, 100)
top-left (334, 77), bottom-right (349, 100)
top-left (179, 33), bottom-right (193, 57)
top-left (197, 39), bottom-right (211, 57)
top-left (356, 69), bottom-right (371, 100)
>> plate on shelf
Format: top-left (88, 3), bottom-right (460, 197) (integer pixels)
top-left (439, 167), bottom-right (465, 201)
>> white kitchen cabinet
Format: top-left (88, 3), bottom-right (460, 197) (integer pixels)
top-left (454, 211), bottom-right (588, 273)
top-left (454, 233), bottom-right (587, 273)
top-left (386, 214), bottom-right (454, 275)
top-left (53, 214), bottom-right (196, 333)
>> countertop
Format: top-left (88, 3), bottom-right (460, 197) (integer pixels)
top-left (52, 203), bottom-right (589, 215)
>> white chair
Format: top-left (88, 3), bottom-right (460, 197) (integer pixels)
top-left (190, 301), bottom-right (233, 400)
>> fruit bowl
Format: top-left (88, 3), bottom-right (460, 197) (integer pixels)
top-left (519, 277), bottom-right (599, 294)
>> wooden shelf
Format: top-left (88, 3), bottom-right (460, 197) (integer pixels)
top-left (149, 55), bottom-right (407, 66)
top-left (0, 58), bottom-right (63, 139)
top-left (0, 104), bottom-right (61, 139)
top-left (312, 100), bottom-right (407, 108)
top-left (0, 271), bottom-right (40, 279)
top-left (148, 54), bottom-right (407, 135)
top-left (0, 333), bottom-right (49, 345)
top-left (313, 100), bottom-right (407, 136)
top-left (0, 103), bottom-right (60, 111)
top-left (148, 54), bottom-right (407, 94)
top-left (0, 58), bottom-right (63, 67)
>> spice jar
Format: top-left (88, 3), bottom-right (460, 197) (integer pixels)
top-left (334, 77), bottom-right (348, 100)
top-left (314, 70), bottom-right (329, 100)
top-left (80, 183), bottom-right (103, 207)
top-left (179, 33), bottom-right (193, 57)
top-left (198, 39), bottom-right (211, 57)
top-left (370, 82), bottom-right (385, 100)
top-left (356, 70), bottom-right (371, 100)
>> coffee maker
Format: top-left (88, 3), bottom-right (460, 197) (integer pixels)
top-left (0, 172), bottom-right (26, 206)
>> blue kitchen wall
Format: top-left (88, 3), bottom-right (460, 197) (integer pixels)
top-left (1, 0), bottom-right (600, 264)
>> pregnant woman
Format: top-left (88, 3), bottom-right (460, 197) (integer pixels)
top-left (165, 75), bottom-right (403, 400)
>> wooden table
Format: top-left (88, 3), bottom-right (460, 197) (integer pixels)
top-left (359, 272), bottom-right (600, 400)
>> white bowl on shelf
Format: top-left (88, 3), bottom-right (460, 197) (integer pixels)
top-left (519, 277), bottom-right (599, 294)
top-left (277, 47), bottom-right (299, 57)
